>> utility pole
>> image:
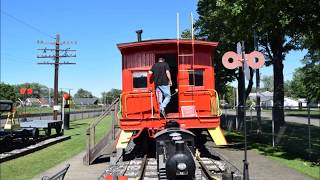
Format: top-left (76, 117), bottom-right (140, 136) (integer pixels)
top-left (37, 33), bottom-right (76, 120)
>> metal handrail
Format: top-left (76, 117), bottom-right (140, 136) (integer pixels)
top-left (183, 89), bottom-right (222, 116)
top-left (90, 97), bottom-right (119, 128)
top-left (84, 98), bottom-right (120, 165)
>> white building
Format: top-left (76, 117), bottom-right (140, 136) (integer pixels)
top-left (249, 91), bottom-right (306, 109)
top-left (249, 91), bottom-right (273, 108)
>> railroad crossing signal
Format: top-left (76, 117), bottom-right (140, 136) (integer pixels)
top-left (19, 88), bottom-right (33, 95)
top-left (221, 42), bottom-right (265, 180)
top-left (63, 93), bottom-right (71, 108)
top-left (222, 50), bottom-right (265, 69)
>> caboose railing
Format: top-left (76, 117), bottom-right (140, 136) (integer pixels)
top-left (183, 89), bottom-right (221, 116)
top-left (83, 97), bottom-right (120, 165)
top-left (121, 89), bottom-right (221, 119)
top-left (122, 91), bottom-right (155, 118)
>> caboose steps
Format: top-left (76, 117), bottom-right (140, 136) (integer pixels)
top-left (208, 126), bottom-right (228, 145)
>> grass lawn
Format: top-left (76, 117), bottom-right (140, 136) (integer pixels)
top-left (0, 116), bottom-right (112, 180)
top-left (223, 118), bottom-right (320, 179)
top-left (268, 155), bottom-right (320, 179)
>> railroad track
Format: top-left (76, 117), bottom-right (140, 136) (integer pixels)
top-left (99, 155), bottom-right (241, 180)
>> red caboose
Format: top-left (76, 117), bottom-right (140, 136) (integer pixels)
top-left (116, 38), bottom-right (227, 148)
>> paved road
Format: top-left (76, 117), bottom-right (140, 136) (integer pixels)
top-left (222, 109), bottom-right (320, 127)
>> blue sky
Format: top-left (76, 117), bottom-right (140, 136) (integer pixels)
top-left (1, 0), bottom-right (306, 97)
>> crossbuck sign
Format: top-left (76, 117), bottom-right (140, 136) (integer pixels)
top-left (222, 51), bottom-right (265, 69)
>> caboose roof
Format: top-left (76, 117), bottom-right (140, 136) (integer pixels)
top-left (117, 39), bottom-right (218, 51)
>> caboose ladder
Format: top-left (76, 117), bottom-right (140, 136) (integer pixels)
top-left (177, 13), bottom-right (196, 107)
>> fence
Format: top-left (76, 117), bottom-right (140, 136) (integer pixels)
top-left (220, 105), bottom-right (320, 162)
top-left (0, 107), bottom-right (105, 128)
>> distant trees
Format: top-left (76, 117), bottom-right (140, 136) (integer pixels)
top-left (259, 53), bottom-right (319, 103)
top-left (283, 80), bottom-right (293, 98)
top-left (0, 82), bottom-right (51, 102)
top-left (1, 82), bottom-right (96, 101)
top-left (14, 83), bottom-right (50, 100)
top-left (0, 83), bottom-right (17, 102)
top-left (289, 70), bottom-right (307, 99)
top-left (0, 82), bottom-right (124, 106)
top-left (222, 85), bottom-right (236, 108)
top-left (261, 76), bottom-right (273, 92)
top-left (289, 51), bottom-right (320, 102)
top-left (101, 89), bottom-right (122, 104)
top-left (74, 88), bottom-right (94, 98)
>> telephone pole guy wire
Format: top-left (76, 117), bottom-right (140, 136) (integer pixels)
top-left (1, 10), bottom-right (55, 39)
top-left (1, 9), bottom-right (55, 81)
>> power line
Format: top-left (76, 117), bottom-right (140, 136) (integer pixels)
top-left (1, 53), bottom-right (34, 62)
top-left (2, 58), bottom-right (32, 64)
top-left (1, 58), bottom-right (24, 64)
top-left (1, 10), bottom-right (55, 39)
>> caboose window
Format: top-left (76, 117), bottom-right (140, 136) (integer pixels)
top-left (133, 71), bottom-right (148, 88)
top-left (189, 69), bottom-right (204, 86)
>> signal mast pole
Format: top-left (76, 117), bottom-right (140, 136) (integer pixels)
top-left (240, 41), bottom-right (249, 180)
top-left (254, 31), bottom-right (262, 134)
top-left (37, 33), bottom-right (76, 120)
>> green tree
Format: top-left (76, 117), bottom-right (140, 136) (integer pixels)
top-left (290, 69), bottom-right (307, 99)
top-left (180, 30), bottom-right (192, 39)
top-left (223, 85), bottom-right (235, 108)
top-left (284, 80), bottom-right (293, 97)
top-left (14, 83), bottom-right (49, 100)
top-left (290, 51), bottom-right (320, 102)
top-left (74, 88), bottom-right (94, 98)
top-left (0, 83), bottom-right (17, 102)
top-left (195, 0), bottom-right (320, 131)
top-left (261, 75), bottom-right (273, 92)
top-left (300, 51), bottom-right (320, 102)
top-left (101, 89), bottom-right (122, 104)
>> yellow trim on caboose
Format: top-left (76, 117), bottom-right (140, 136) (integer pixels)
top-left (116, 130), bottom-right (134, 149)
top-left (208, 126), bottom-right (227, 145)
